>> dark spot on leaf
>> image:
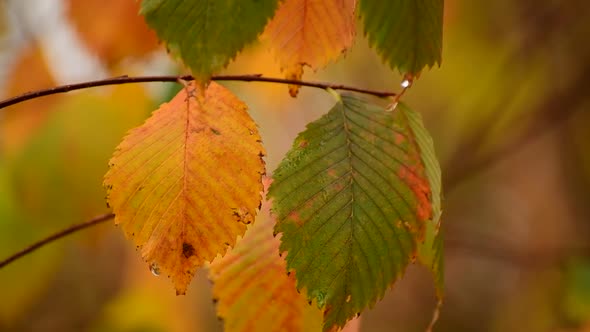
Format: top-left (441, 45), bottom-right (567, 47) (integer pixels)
top-left (224, 242), bottom-right (230, 246)
top-left (182, 242), bottom-right (195, 258)
top-left (212, 298), bottom-right (218, 303)
top-left (232, 207), bottom-right (252, 224)
top-left (210, 127), bottom-right (221, 135)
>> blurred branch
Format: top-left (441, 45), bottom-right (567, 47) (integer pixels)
top-left (0, 213), bottom-right (114, 269)
top-left (444, 62), bottom-right (590, 190)
top-left (0, 74), bottom-right (396, 110)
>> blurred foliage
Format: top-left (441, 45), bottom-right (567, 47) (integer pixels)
top-left (564, 259), bottom-right (590, 326)
top-left (0, 0), bottom-right (589, 331)
top-left (65, 0), bottom-right (159, 65)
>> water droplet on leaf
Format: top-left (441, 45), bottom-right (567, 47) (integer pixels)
top-left (401, 79), bottom-right (411, 88)
top-left (149, 262), bottom-right (160, 276)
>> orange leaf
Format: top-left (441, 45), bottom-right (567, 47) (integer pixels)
top-left (1, 45), bottom-right (59, 155)
top-left (104, 82), bottom-right (266, 294)
top-left (209, 196), bottom-right (323, 332)
top-left (263, 0), bottom-right (356, 96)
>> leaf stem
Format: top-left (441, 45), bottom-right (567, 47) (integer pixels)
top-left (0, 213), bottom-right (114, 269)
top-left (0, 74), bottom-right (396, 110)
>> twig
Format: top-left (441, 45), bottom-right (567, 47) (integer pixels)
top-left (425, 298), bottom-right (443, 332)
top-left (0, 74), bottom-right (396, 110)
top-left (0, 213), bottom-right (114, 269)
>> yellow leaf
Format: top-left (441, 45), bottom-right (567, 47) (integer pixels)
top-left (104, 82), bottom-right (266, 294)
top-left (209, 193), bottom-right (323, 332)
top-left (263, 0), bottom-right (356, 96)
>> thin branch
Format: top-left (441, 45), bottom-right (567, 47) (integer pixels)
top-left (425, 298), bottom-right (443, 332)
top-left (0, 74), bottom-right (396, 110)
top-left (0, 213), bottom-right (114, 269)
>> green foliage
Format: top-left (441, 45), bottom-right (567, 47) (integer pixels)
top-left (359, 0), bottom-right (443, 76)
top-left (564, 259), bottom-right (590, 324)
top-left (140, 0), bottom-right (279, 82)
top-left (268, 93), bottom-right (440, 330)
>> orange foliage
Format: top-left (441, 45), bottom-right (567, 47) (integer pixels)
top-left (104, 82), bottom-right (266, 294)
top-left (65, 0), bottom-right (160, 64)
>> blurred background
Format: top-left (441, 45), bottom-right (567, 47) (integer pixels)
top-left (0, 0), bottom-right (590, 331)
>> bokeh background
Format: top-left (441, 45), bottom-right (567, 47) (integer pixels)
top-left (1, 0), bottom-right (590, 331)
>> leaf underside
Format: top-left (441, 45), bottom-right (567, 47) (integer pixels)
top-left (263, 0), bottom-right (356, 97)
top-left (359, 0), bottom-right (443, 75)
top-left (140, 0), bottom-right (279, 82)
top-left (209, 198), bottom-right (323, 332)
top-left (269, 93), bottom-right (439, 330)
top-left (104, 82), bottom-right (266, 294)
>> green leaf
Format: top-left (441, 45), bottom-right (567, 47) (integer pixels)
top-left (400, 103), bottom-right (444, 297)
top-left (140, 0), bottom-right (279, 82)
top-left (359, 0), bottom-right (444, 75)
top-left (268, 94), bottom-right (440, 330)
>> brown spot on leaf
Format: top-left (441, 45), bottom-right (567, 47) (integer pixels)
top-left (327, 168), bottom-right (338, 178)
top-left (398, 165), bottom-right (432, 221)
top-left (232, 207), bottom-right (253, 224)
top-left (182, 242), bottom-right (195, 259)
top-left (394, 132), bottom-right (405, 145)
top-left (288, 211), bottom-right (302, 225)
top-left (298, 140), bottom-right (309, 148)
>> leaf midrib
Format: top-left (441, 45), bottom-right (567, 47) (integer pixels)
top-left (336, 99), bottom-right (355, 321)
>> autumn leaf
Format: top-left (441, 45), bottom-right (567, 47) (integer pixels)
top-left (140, 0), bottom-right (279, 82)
top-left (402, 102), bottom-right (444, 298)
top-left (359, 0), bottom-right (443, 76)
top-left (268, 93), bottom-right (442, 330)
top-left (104, 82), bottom-right (266, 294)
top-left (263, 0), bottom-right (356, 97)
top-left (209, 188), bottom-right (323, 332)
